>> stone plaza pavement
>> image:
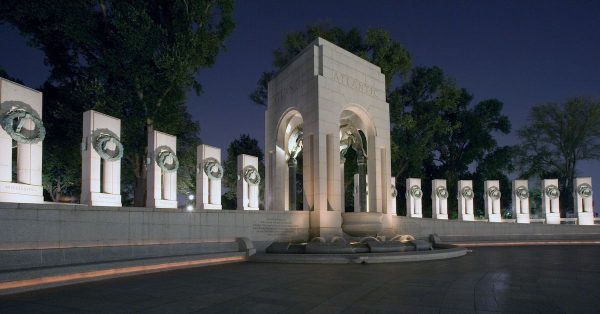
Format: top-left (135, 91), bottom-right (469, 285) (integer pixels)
top-left (0, 245), bottom-right (599, 313)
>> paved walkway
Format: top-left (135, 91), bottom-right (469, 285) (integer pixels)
top-left (1, 245), bottom-right (599, 313)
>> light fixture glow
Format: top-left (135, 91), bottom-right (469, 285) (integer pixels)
top-left (187, 194), bottom-right (195, 201)
top-left (186, 204), bottom-right (194, 211)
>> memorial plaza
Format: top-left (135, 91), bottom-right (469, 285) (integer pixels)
top-left (1, 245), bottom-right (599, 313)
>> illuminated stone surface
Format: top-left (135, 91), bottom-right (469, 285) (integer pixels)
top-left (196, 144), bottom-right (222, 210)
top-left (0, 78), bottom-right (44, 204)
top-left (574, 177), bottom-right (594, 225)
top-left (146, 128), bottom-right (177, 209)
top-left (405, 178), bottom-right (422, 218)
top-left (80, 110), bottom-right (122, 207)
top-left (484, 180), bottom-right (501, 222)
top-left (265, 38), bottom-right (394, 238)
top-left (513, 180), bottom-right (531, 224)
top-left (431, 179), bottom-right (448, 220)
top-left (543, 179), bottom-right (560, 225)
top-left (457, 180), bottom-right (474, 221)
top-left (237, 154), bottom-right (259, 210)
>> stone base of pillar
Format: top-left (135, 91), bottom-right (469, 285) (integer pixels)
top-left (0, 182), bottom-right (44, 203)
top-left (516, 214), bottom-right (530, 224)
top-left (309, 210), bottom-right (342, 239)
top-left (198, 203), bottom-right (222, 210)
top-left (578, 213), bottom-right (594, 225)
top-left (154, 199), bottom-right (177, 209)
top-left (83, 192), bottom-right (121, 207)
top-left (546, 213), bottom-right (560, 225)
top-left (381, 213), bottom-right (396, 237)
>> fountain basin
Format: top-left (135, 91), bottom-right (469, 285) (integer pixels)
top-left (341, 212), bottom-right (383, 237)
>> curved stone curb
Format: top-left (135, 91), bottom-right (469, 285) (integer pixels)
top-left (249, 245), bottom-right (467, 264)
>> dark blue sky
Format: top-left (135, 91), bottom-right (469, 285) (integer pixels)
top-left (1, 0), bottom-right (599, 179)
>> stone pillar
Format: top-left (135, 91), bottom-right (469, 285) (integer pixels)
top-left (357, 154), bottom-right (367, 212)
top-left (146, 128), bottom-right (177, 208)
top-left (353, 174), bottom-right (369, 212)
top-left (340, 156), bottom-right (345, 211)
top-left (485, 180), bottom-right (502, 222)
top-left (513, 180), bottom-right (530, 224)
top-left (288, 158), bottom-right (297, 210)
top-left (237, 154), bottom-right (260, 210)
top-left (390, 177), bottom-right (397, 215)
top-left (0, 78), bottom-right (44, 203)
top-left (196, 144), bottom-right (222, 210)
top-left (574, 177), bottom-right (594, 225)
top-left (542, 179), bottom-right (560, 224)
top-left (81, 110), bottom-right (122, 207)
top-left (432, 179), bottom-right (448, 220)
top-left (406, 178), bottom-right (423, 218)
top-left (458, 180), bottom-right (474, 221)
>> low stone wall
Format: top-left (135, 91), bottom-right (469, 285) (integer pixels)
top-left (394, 216), bottom-right (600, 242)
top-left (0, 203), bottom-right (309, 259)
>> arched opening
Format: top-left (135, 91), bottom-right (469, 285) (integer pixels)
top-left (339, 107), bottom-right (376, 213)
top-left (275, 109), bottom-right (304, 211)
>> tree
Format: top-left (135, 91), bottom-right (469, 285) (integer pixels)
top-left (0, 0), bottom-right (235, 205)
top-left (516, 97), bottom-right (600, 215)
top-left (250, 23), bottom-right (411, 106)
top-left (391, 66), bottom-right (513, 217)
top-left (221, 134), bottom-right (264, 209)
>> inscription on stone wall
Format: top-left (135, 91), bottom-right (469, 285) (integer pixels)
top-left (271, 84), bottom-right (299, 107)
top-left (252, 216), bottom-right (298, 236)
top-left (328, 69), bottom-right (377, 98)
top-left (0, 182), bottom-right (42, 195)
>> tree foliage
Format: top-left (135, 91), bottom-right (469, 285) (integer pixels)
top-left (391, 66), bottom-right (513, 217)
top-left (0, 0), bottom-right (235, 205)
top-left (221, 134), bottom-right (264, 209)
top-left (516, 97), bottom-right (600, 214)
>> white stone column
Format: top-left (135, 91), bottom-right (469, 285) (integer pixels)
top-left (340, 157), bottom-right (345, 211)
top-left (80, 110), bottom-right (122, 207)
top-left (0, 78), bottom-right (44, 203)
top-left (432, 179), bottom-right (448, 220)
top-left (196, 144), bottom-right (222, 210)
top-left (574, 177), bottom-right (594, 225)
top-left (513, 180), bottom-right (530, 223)
top-left (146, 128), bottom-right (177, 208)
top-left (390, 177), bottom-right (397, 215)
top-left (353, 174), bottom-right (368, 212)
top-left (542, 179), bottom-right (560, 224)
top-left (237, 154), bottom-right (259, 210)
top-left (406, 178), bottom-right (423, 218)
top-left (458, 180), bottom-right (474, 221)
top-left (484, 180), bottom-right (502, 222)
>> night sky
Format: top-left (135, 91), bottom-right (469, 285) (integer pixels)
top-left (1, 0), bottom-right (599, 179)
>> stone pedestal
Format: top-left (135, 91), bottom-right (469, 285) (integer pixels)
top-left (310, 210), bottom-right (343, 239)
top-left (406, 178), bottom-right (423, 218)
top-left (574, 177), bottom-right (594, 225)
top-left (237, 154), bottom-right (259, 210)
top-left (512, 180), bottom-right (530, 224)
top-left (458, 180), bottom-right (474, 221)
top-left (485, 180), bottom-right (502, 222)
top-left (542, 179), bottom-right (560, 224)
top-left (196, 144), bottom-right (222, 210)
top-left (146, 128), bottom-right (177, 208)
top-left (390, 177), bottom-right (397, 215)
top-left (432, 179), bottom-right (448, 220)
top-left (81, 110), bottom-right (122, 207)
top-left (0, 78), bottom-right (44, 204)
